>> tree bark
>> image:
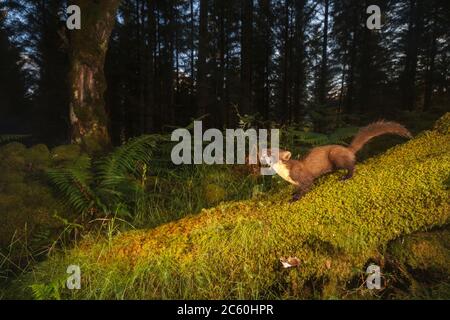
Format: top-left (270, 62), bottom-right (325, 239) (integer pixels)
top-left (401, 0), bottom-right (424, 111)
top-left (423, 13), bottom-right (437, 111)
top-left (240, 0), bottom-right (253, 115)
top-left (189, 0), bottom-right (196, 111)
top-left (137, 0), bottom-right (146, 134)
top-left (317, 0), bottom-right (329, 105)
top-left (345, 6), bottom-right (358, 114)
top-left (68, 0), bottom-right (121, 153)
top-left (255, 0), bottom-right (272, 120)
top-left (146, 0), bottom-right (156, 132)
top-left (280, 0), bottom-right (291, 123)
top-left (217, 0), bottom-right (226, 127)
top-left (197, 0), bottom-right (209, 119)
top-left (293, 0), bottom-right (306, 122)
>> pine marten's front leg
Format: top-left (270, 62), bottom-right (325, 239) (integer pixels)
top-left (290, 180), bottom-right (313, 202)
top-left (340, 165), bottom-right (354, 181)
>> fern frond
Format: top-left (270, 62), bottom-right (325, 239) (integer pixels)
top-left (30, 280), bottom-right (63, 300)
top-left (47, 155), bottom-right (95, 214)
top-left (97, 135), bottom-right (161, 188)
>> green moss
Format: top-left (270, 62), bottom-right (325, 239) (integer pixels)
top-left (2, 182), bottom-right (28, 194)
top-left (6, 114), bottom-right (450, 300)
top-left (204, 183), bottom-right (227, 204)
top-left (0, 142), bottom-right (27, 171)
top-left (433, 112), bottom-right (450, 135)
top-left (0, 144), bottom-right (70, 271)
top-left (387, 227), bottom-right (450, 299)
top-left (81, 135), bottom-right (105, 155)
top-left (51, 145), bottom-right (81, 163)
top-left (0, 142), bottom-right (26, 156)
top-left (25, 144), bottom-right (50, 170)
top-left (0, 181), bottom-right (63, 244)
top-left (0, 194), bottom-right (27, 244)
top-left (0, 170), bottom-right (25, 184)
top-left (398, 236), bottom-right (450, 272)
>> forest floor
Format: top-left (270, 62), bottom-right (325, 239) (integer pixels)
top-left (3, 113), bottom-right (450, 300)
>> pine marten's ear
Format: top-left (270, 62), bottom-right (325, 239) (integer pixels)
top-left (279, 150), bottom-right (291, 161)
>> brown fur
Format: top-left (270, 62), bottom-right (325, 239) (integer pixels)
top-left (266, 121), bottom-right (412, 202)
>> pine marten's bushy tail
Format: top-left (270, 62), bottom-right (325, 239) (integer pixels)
top-left (349, 121), bottom-right (412, 153)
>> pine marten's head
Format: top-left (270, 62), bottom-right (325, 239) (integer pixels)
top-left (259, 148), bottom-right (299, 185)
top-left (259, 148), bottom-right (292, 166)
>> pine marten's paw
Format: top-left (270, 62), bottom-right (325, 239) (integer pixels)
top-left (340, 174), bottom-right (353, 181)
top-left (290, 193), bottom-right (301, 202)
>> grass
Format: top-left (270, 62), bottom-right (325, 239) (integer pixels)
top-left (133, 162), bottom-right (273, 228)
top-left (4, 113), bottom-right (450, 300)
top-left (0, 139), bottom-right (270, 282)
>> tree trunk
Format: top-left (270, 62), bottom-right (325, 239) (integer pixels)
top-left (146, 0), bottom-right (156, 132)
top-left (255, 0), bottom-right (272, 120)
top-left (280, 0), bottom-right (291, 123)
top-left (293, 0), bottom-right (306, 122)
top-left (240, 0), bottom-right (253, 115)
top-left (345, 8), bottom-right (358, 114)
top-left (190, 0), bottom-right (196, 110)
top-left (318, 0), bottom-right (329, 105)
top-left (197, 0), bottom-right (209, 119)
top-left (217, 0), bottom-right (226, 128)
top-left (423, 15), bottom-right (437, 111)
top-left (358, 23), bottom-right (370, 114)
top-left (401, 0), bottom-right (424, 111)
top-left (138, 0), bottom-right (146, 134)
top-left (68, 0), bottom-right (121, 153)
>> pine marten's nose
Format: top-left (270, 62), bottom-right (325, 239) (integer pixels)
top-left (259, 154), bottom-right (272, 166)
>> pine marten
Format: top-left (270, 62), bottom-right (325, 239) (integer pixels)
top-left (261, 121), bottom-right (412, 202)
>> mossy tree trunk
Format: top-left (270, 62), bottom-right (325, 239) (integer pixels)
top-left (68, 0), bottom-right (121, 153)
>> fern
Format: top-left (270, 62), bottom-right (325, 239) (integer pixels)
top-left (47, 134), bottom-right (163, 220)
top-left (30, 280), bottom-right (63, 300)
top-left (96, 135), bottom-right (164, 218)
top-left (97, 135), bottom-right (160, 188)
top-left (47, 155), bottom-right (96, 215)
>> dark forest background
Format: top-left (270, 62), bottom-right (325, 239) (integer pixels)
top-left (0, 0), bottom-right (449, 147)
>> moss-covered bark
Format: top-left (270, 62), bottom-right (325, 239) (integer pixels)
top-left (68, 0), bottom-right (121, 154)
